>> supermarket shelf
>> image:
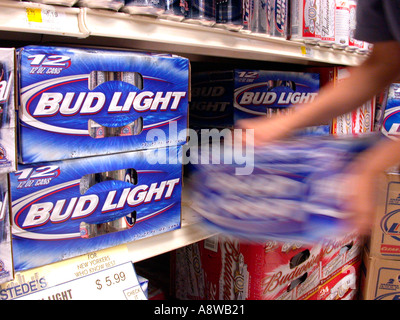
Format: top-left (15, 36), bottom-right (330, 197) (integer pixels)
top-left (0, 0), bottom-right (88, 38)
top-left (82, 8), bottom-right (366, 66)
top-left (124, 195), bottom-right (217, 263)
top-left (0, 0), bottom-right (366, 66)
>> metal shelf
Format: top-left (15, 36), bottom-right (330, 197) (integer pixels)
top-left (0, 0), bottom-right (366, 66)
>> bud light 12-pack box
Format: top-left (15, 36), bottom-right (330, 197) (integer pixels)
top-left (234, 69), bottom-right (329, 134)
top-left (9, 145), bottom-right (182, 271)
top-left (0, 174), bottom-right (13, 284)
top-left (0, 48), bottom-right (17, 174)
top-left (16, 46), bottom-right (189, 164)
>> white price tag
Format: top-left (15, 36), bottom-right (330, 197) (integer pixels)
top-left (301, 45), bottom-right (314, 58)
top-left (25, 7), bottom-right (66, 31)
top-left (16, 262), bottom-right (147, 300)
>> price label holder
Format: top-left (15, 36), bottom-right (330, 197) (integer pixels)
top-left (25, 6), bottom-right (67, 31)
top-left (300, 45), bottom-right (314, 58)
top-left (16, 262), bottom-right (147, 300)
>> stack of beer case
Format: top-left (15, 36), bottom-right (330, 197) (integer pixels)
top-left (173, 233), bottom-right (363, 300)
top-left (0, 48), bottom-right (17, 285)
top-left (361, 83), bottom-right (400, 300)
top-left (8, 45), bottom-right (189, 272)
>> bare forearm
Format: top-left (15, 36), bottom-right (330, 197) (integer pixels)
top-left (287, 41), bottom-right (400, 131)
top-left (357, 137), bottom-right (400, 176)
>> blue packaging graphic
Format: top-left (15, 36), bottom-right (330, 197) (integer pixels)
top-left (190, 133), bottom-right (383, 243)
top-left (10, 146), bottom-right (183, 271)
top-left (381, 83), bottom-right (400, 139)
top-left (189, 71), bottom-right (234, 128)
top-left (0, 48), bottom-right (16, 174)
top-left (0, 174), bottom-right (13, 284)
top-left (17, 46), bottom-right (189, 164)
top-left (234, 69), bottom-right (330, 135)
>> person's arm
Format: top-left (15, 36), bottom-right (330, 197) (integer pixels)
top-left (344, 137), bottom-right (400, 233)
top-left (237, 41), bottom-right (400, 144)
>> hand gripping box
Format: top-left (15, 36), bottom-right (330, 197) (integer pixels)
top-left (10, 146), bottom-right (183, 271)
top-left (0, 48), bottom-right (17, 173)
top-left (17, 46), bottom-right (189, 164)
top-left (366, 172), bottom-right (400, 260)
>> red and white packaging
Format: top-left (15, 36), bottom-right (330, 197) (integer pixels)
top-left (312, 259), bottom-right (361, 300)
top-left (319, 0), bottom-right (335, 47)
top-left (348, 0), bottom-right (363, 51)
top-left (333, 0), bottom-right (350, 49)
top-left (319, 232), bottom-right (363, 281)
top-left (174, 232), bottom-right (363, 300)
top-left (290, 0), bottom-right (320, 43)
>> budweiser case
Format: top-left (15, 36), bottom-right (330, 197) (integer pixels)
top-left (0, 48), bottom-right (17, 173)
top-left (366, 172), bottom-right (400, 260)
top-left (0, 174), bottom-right (13, 284)
top-left (10, 146), bottom-right (183, 271)
top-left (174, 233), bottom-right (362, 300)
top-left (16, 46), bottom-right (189, 164)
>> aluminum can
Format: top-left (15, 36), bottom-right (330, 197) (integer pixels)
top-left (215, 0), bottom-right (243, 31)
top-left (124, 0), bottom-right (165, 16)
top-left (290, 0), bottom-right (320, 43)
top-left (319, 0), bottom-right (335, 47)
top-left (333, 0), bottom-right (349, 49)
top-left (268, 0), bottom-right (288, 38)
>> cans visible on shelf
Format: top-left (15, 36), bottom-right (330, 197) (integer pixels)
top-left (319, 0), bottom-right (335, 47)
top-left (215, 0), bottom-right (243, 31)
top-left (123, 0), bottom-right (166, 16)
top-left (268, 0), bottom-right (288, 38)
top-left (290, 0), bottom-right (320, 44)
top-left (185, 0), bottom-right (216, 26)
top-left (333, 0), bottom-right (349, 49)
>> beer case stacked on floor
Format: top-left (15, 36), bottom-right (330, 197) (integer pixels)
top-left (361, 172), bottom-right (400, 300)
top-left (173, 233), bottom-right (363, 300)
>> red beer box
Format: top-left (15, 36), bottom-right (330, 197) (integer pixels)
top-left (174, 236), bottom-right (324, 300)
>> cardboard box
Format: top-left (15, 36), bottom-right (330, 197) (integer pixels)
top-left (189, 70), bottom-right (234, 129)
top-left (17, 46), bottom-right (189, 163)
top-left (361, 249), bottom-right (400, 300)
top-left (367, 172), bottom-right (400, 260)
top-left (174, 232), bottom-right (363, 300)
top-left (0, 48), bottom-right (17, 173)
top-left (10, 146), bottom-right (183, 271)
top-left (234, 69), bottom-right (330, 135)
top-left (328, 67), bottom-right (376, 135)
top-left (380, 83), bottom-right (400, 138)
top-left (0, 174), bottom-right (13, 284)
